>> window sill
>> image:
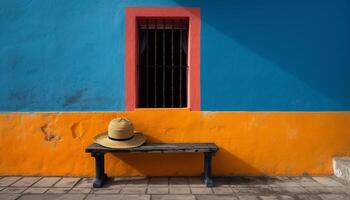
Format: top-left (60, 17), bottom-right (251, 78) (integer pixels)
top-left (133, 108), bottom-right (191, 111)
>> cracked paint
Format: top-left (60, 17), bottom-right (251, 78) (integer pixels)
top-left (40, 124), bottom-right (61, 142)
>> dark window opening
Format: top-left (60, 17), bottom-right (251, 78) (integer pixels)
top-left (137, 18), bottom-right (189, 108)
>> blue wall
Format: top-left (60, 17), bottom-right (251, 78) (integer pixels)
top-left (0, 0), bottom-right (349, 111)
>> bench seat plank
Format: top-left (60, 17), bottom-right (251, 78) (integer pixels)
top-left (86, 143), bottom-right (218, 153)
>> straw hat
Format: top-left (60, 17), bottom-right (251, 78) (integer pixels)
top-left (94, 118), bottom-right (146, 148)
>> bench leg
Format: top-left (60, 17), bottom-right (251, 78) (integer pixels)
top-left (91, 152), bottom-right (107, 188)
top-left (203, 152), bottom-right (214, 187)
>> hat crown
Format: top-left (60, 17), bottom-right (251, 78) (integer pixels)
top-left (94, 117), bottom-right (146, 148)
top-left (108, 118), bottom-right (134, 139)
top-left (108, 118), bottom-right (133, 131)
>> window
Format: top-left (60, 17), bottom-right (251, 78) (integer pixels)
top-left (125, 7), bottom-right (200, 111)
top-left (137, 18), bottom-right (189, 108)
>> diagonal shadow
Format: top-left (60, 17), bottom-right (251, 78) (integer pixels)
top-left (171, 0), bottom-right (350, 110)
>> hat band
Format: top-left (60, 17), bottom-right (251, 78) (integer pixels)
top-left (108, 135), bottom-right (134, 141)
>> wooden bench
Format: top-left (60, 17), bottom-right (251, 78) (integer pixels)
top-left (85, 143), bottom-right (219, 188)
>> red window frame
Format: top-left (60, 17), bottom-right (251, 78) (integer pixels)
top-left (125, 7), bottom-right (201, 111)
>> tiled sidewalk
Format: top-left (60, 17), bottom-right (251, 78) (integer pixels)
top-left (0, 176), bottom-right (349, 200)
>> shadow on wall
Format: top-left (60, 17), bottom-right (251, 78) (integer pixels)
top-left (175, 0), bottom-right (350, 110)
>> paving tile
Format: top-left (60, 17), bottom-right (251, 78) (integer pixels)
top-left (232, 186), bottom-right (274, 195)
top-left (337, 179), bottom-right (350, 187)
top-left (286, 177), bottom-right (303, 181)
top-left (92, 187), bottom-right (122, 194)
top-left (110, 177), bottom-right (129, 186)
top-left (69, 188), bottom-right (91, 194)
top-left (0, 177), bottom-right (22, 187)
top-left (169, 177), bottom-right (189, 187)
top-left (289, 177), bottom-right (322, 187)
top-left (11, 177), bottom-right (41, 187)
top-left (279, 195), bottom-right (295, 200)
top-left (312, 177), bottom-right (344, 187)
top-left (237, 195), bottom-right (259, 200)
top-left (54, 177), bottom-right (81, 188)
top-left (0, 187), bottom-right (27, 193)
top-left (304, 186), bottom-right (346, 194)
top-left (46, 187), bottom-right (71, 193)
top-left (149, 177), bottom-right (168, 187)
top-left (169, 187), bottom-right (190, 194)
top-left (18, 194), bottom-right (86, 200)
top-left (151, 194), bottom-right (195, 200)
top-left (189, 177), bottom-right (205, 187)
top-left (74, 178), bottom-right (94, 188)
top-left (120, 187), bottom-right (147, 194)
top-left (342, 187), bottom-right (350, 195)
top-left (212, 187), bottom-right (234, 194)
top-left (98, 180), bottom-right (126, 189)
top-left (297, 195), bottom-right (322, 200)
top-left (0, 194), bottom-right (21, 200)
top-left (274, 180), bottom-right (300, 187)
top-left (147, 187), bottom-right (168, 194)
top-left (259, 196), bottom-right (279, 200)
top-left (230, 177), bottom-right (263, 186)
top-left (232, 187), bottom-right (254, 194)
top-left (303, 187), bottom-right (329, 194)
top-left (23, 187), bottom-right (49, 194)
top-left (321, 186), bottom-right (348, 194)
top-left (196, 195), bottom-right (238, 200)
top-left (1, 176), bottom-right (348, 199)
top-left (126, 181), bottom-right (148, 187)
top-left (33, 177), bottom-right (61, 187)
top-left (126, 177), bottom-right (149, 187)
top-left (245, 177), bottom-right (273, 186)
top-left (86, 194), bottom-right (150, 200)
top-left (271, 186), bottom-right (308, 194)
top-left (259, 177), bottom-right (298, 187)
top-left (214, 177), bottom-right (232, 187)
top-left (318, 194), bottom-right (348, 200)
top-left (190, 187), bottom-right (213, 194)
top-left (231, 177), bottom-right (284, 187)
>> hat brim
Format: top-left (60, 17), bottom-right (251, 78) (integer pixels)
top-left (93, 132), bottom-right (146, 149)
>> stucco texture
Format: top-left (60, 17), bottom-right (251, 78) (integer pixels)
top-left (0, 111), bottom-right (349, 176)
top-left (1, 0), bottom-right (350, 111)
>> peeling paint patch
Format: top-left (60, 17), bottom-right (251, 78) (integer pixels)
top-left (70, 122), bottom-right (86, 140)
top-left (40, 124), bottom-right (60, 142)
top-left (201, 112), bottom-right (217, 118)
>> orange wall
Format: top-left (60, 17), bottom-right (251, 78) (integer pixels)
top-left (0, 110), bottom-right (349, 176)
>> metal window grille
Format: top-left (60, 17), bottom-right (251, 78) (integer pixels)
top-left (137, 18), bottom-right (189, 108)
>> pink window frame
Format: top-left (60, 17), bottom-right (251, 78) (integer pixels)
top-left (125, 7), bottom-right (201, 111)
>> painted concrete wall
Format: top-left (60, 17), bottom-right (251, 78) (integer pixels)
top-left (1, 111), bottom-right (350, 176)
top-left (0, 0), bottom-right (350, 176)
top-left (1, 0), bottom-right (349, 111)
